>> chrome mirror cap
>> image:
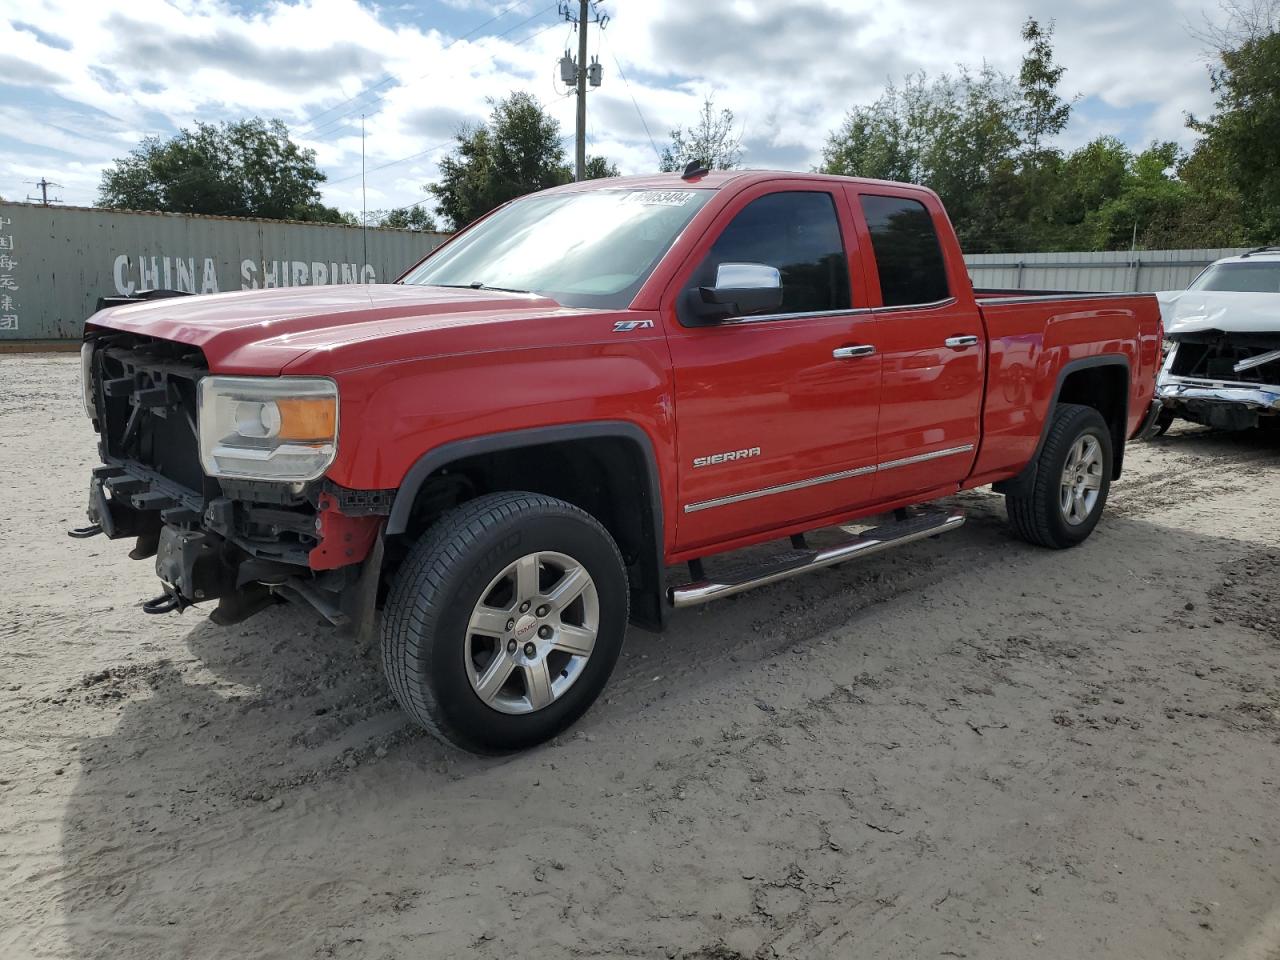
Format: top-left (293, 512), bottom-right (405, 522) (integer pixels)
top-left (714, 262), bottom-right (781, 291)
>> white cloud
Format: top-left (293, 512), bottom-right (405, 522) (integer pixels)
top-left (0, 0), bottom-right (1236, 211)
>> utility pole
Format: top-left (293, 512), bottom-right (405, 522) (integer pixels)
top-left (25, 178), bottom-right (62, 205)
top-left (559, 1), bottom-right (607, 181)
top-left (574, 0), bottom-right (588, 181)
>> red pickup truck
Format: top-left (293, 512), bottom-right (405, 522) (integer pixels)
top-left (77, 170), bottom-right (1164, 751)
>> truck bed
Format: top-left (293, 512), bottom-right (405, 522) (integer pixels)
top-left (968, 289), bottom-right (1163, 485)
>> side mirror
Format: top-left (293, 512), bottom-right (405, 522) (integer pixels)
top-left (696, 263), bottom-right (783, 319)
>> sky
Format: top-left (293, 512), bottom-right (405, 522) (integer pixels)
top-left (0, 0), bottom-right (1234, 218)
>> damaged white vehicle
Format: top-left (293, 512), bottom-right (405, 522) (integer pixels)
top-left (1155, 247), bottom-right (1280, 433)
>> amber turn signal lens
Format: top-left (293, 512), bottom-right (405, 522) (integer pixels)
top-left (275, 397), bottom-right (337, 441)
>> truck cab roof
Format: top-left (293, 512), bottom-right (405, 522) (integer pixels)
top-left (542, 169), bottom-right (940, 198)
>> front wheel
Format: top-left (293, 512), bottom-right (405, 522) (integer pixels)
top-left (381, 492), bottom-right (629, 752)
top-left (1006, 403), bottom-right (1113, 549)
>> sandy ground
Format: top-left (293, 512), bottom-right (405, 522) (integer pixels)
top-left (1, 353), bottom-right (1279, 960)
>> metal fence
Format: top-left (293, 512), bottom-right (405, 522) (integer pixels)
top-left (0, 201), bottom-right (448, 342)
top-left (963, 248), bottom-right (1251, 293)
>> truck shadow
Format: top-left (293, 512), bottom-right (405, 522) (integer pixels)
top-left (1155, 421), bottom-right (1280, 455)
top-left (54, 496), bottom-right (1280, 958)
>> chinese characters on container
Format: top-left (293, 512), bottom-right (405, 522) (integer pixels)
top-left (0, 216), bottom-right (16, 331)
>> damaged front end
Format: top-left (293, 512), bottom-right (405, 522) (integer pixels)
top-left (76, 330), bottom-right (387, 636)
top-left (1158, 329), bottom-right (1280, 431)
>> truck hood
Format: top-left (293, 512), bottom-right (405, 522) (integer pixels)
top-left (1157, 289), bottom-right (1280, 335)
top-left (85, 283), bottom-right (602, 374)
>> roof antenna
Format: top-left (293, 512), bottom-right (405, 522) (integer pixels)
top-left (682, 159), bottom-right (710, 180)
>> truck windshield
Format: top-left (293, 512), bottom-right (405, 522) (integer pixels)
top-left (400, 188), bottom-right (712, 309)
top-left (1189, 261), bottom-right (1280, 293)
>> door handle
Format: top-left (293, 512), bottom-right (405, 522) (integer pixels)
top-left (944, 335), bottom-right (980, 350)
top-left (833, 345), bottom-right (876, 359)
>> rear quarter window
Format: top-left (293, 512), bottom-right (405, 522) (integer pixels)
top-left (860, 195), bottom-right (950, 307)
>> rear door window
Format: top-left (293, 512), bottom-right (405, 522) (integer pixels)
top-left (859, 195), bottom-right (950, 307)
top-left (695, 191), bottom-right (851, 315)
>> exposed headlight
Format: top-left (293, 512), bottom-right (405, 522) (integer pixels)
top-left (80, 342), bottom-right (96, 419)
top-left (198, 376), bottom-right (338, 481)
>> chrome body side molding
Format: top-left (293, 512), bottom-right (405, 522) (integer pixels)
top-left (682, 444), bottom-right (975, 514)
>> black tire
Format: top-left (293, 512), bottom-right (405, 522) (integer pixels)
top-left (1006, 403), bottom-right (1113, 549)
top-left (1152, 408), bottom-right (1176, 437)
top-left (381, 492), bottom-right (628, 753)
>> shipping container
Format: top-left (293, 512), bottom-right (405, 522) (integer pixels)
top-left (0, 201), bottom-right (446, 343)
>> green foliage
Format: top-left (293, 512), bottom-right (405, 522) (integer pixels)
top-left (428, 92), bottom-right (620, 230)
top-left (820, 66), bottom-right (1025, 251)
top-left (374, 206), bottom-right (439, 232)
top-left (430, 94), bottom-right (568, 231)
top-left (1189, 30), bottom-right (1280, 241)
top-left (820, 14), bottom-right (1276, 251)
top-left (659, 95), bottom-right (743, 172)
top-left (583, 155), bottom-right (621, 179)
top-left (97, 118), bottom-right (345, 222)
top-left (1018, 17), bottom-right (1073, 159)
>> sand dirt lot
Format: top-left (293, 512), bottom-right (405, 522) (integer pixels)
top-left (2, 353), bottom-right (1279, 960)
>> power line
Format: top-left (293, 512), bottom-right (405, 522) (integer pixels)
top-left (296, 0), bottom-right (532, 137)
top-left (599, 31), bottom-right (661, 164)
top-left (326, 138), bottom-right (457, 186)
top-left (516, 18), bottom-right (566, 48)
top-left (303, 90), bottom-right (388, 141)
top-left (301, 2), bottom-right (559, 142)
top-left (321, 17), bottom-right (568, 187)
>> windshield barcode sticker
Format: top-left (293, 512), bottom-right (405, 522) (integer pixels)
top-left (624, 190), bottom-right (698, 206)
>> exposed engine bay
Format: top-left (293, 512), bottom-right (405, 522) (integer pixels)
top-left (1157, 268), bottom-right (1280, 431)
top-left (77, 330), bottom-right (386, 631)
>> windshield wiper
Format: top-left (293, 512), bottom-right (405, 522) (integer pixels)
top-left (470, 282), bottom-right (531, 294)
top-left (425, 282), bottom-right (532, 294)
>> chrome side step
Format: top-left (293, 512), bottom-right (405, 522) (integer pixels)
top-left (668, 509), bottom-right (965, 609)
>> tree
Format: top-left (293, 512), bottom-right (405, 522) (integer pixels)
top-left (1187, 28), bottom-right (1280, 240)
top-left (820, 75), bottom-right (928, 184)
top-left (820, 19), bottom-right (1096, 252)
top-left (98, 118), bottom-right (345, 222)
top-left (427, 93), bottom-right (621, 229)
top-left (1192, 0), bottom-right (1280, 50)
top-left (430, 92), bottom-right (569, 230)
top-left (583, 155), bottom-right (621, 179)
top-left (1082, 142), bottom-right (1189, 248)
top-left (822, 12), bottom-right (1274, 253)
top-left (1017, 18), bottom-right (1073, 159)
top-left (659, 95), bottom-right (743, 172)
top-left (820, 67), bottom-right (1024, 251)
top-left (374, 206), bottom-right (439, 231)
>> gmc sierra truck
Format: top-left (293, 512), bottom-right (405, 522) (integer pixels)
top-left (75, 169), bottom-right (1164, 752)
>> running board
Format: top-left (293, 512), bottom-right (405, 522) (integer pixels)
top-left (668, 509), bottom-right (965, 609)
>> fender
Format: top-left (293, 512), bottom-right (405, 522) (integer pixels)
top-left (993, 355), bottom-right (1130, 496)
top-left (386, 421), bottom-right (668, 629)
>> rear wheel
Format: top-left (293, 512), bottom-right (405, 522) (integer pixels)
top-left (1006, 403), bottom-right (1113, 549)
top-left (381, 492), bottom-right (628, 752)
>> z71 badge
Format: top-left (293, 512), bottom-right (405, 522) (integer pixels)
top-left (613, 319), bottom-right (655, 332)
top-left (693, 447), bottom-right (761, 468)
